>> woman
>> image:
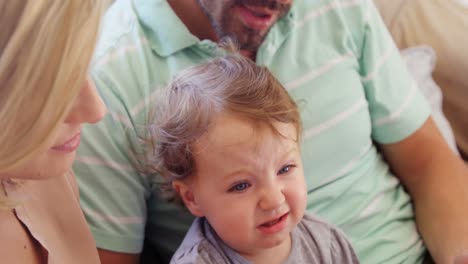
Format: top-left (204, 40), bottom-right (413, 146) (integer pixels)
top-left (0, 1), bottom-right (106, 263)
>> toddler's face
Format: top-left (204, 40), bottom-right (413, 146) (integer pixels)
top-left (176, 113), bottom-right (307, 258)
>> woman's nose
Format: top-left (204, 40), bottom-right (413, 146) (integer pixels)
top-left (64, 78), bottom-right (106, 124)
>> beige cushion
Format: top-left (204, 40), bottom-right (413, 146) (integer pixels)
top-left (400, 46), bottom-right (458, 154)
top-left (375, 0), bottom-right (468, 157)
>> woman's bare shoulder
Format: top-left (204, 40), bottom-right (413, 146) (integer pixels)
top-left (0, 209), bottom-right (45, 264)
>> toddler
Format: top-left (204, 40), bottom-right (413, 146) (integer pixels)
top-left (147, 55), bottom-right (359, 264)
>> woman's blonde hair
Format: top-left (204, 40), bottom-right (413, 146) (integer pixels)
top-left (145, 55), bottom-right (302, 200)
top-left (0, 0), bottom-right (104, 172)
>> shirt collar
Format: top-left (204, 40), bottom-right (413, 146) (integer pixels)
top-left (133, 0), bottom-right (199, 57)
top-left (133, 0), bottom-right (295, 57)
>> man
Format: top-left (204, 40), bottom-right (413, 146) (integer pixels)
top-left (374, 0), bottom-right (468, 162)
top-left (74, 0), bottom-right (468, 263)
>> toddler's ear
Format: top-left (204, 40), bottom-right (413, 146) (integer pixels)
top-left (173, 180), bottom-right (204, 217)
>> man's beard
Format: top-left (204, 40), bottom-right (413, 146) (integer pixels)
top-left (220, 28), bottom-right (267, 52)
top-left (197, 0), bottom-right (292, 52)
top-left (232, 0), bottom-right (291, 11)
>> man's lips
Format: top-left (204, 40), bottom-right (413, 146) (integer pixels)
top-left (243, 4), bottom-right (276, 16)
top-left (235, 4), bottom-right (277, 31)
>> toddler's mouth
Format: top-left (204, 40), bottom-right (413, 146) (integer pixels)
top-left (260, 212), bottom-right (289, 228)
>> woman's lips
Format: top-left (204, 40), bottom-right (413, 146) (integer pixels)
top-left (235, 4), bottom-right (276, 31)
top-left (51, 133), bottom-right (81, 153)
top-left (257, 212), bottom-right (289, 234)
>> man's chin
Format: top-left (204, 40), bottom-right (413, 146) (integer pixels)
top-left (240, 42), bottom-right (265, 53)
top-left (239, 34), bottom-right (267, 51)
top-left (219, 28), bottom-right (267, 53)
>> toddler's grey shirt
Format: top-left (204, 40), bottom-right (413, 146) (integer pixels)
top-left (170, 213), bottom-right (360, 263)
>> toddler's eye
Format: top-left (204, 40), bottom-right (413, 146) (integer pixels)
top-left (229, 182), bottom-right (250, 192)
top-left (278, 164), bottom-right (296, 175)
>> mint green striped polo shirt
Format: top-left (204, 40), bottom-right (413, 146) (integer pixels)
top-left (74, 0), bottom-right (431, 262)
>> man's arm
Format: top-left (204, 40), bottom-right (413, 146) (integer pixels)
top-left (379, 117), bottom-right (468, 264)
top-left (98, 249), bottom-right (140, 264)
